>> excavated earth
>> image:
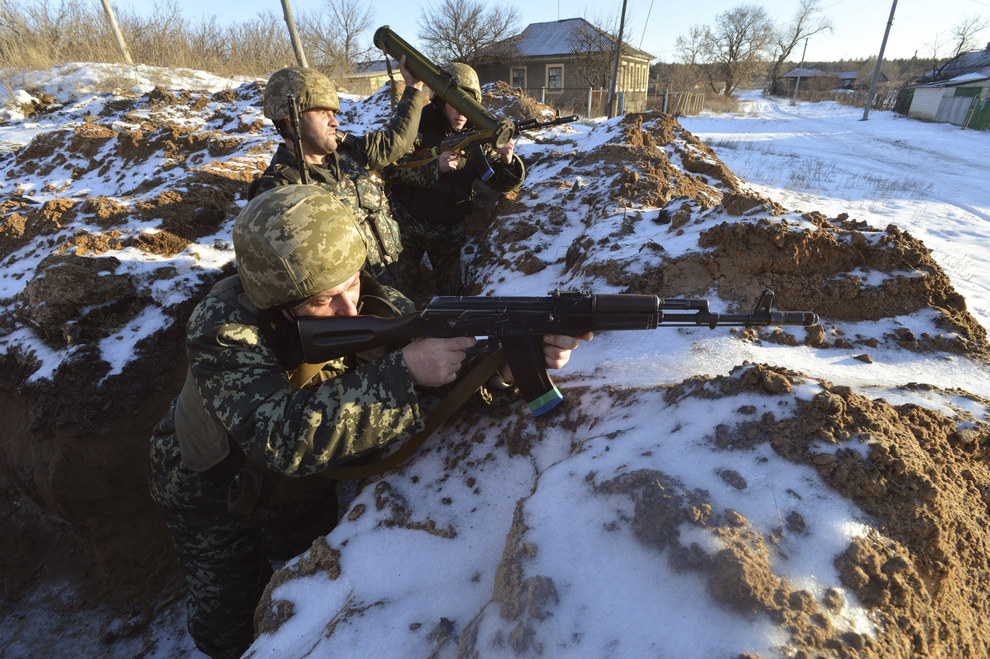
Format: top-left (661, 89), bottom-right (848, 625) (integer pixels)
top-left (0, 76), bottom-right (988, 657)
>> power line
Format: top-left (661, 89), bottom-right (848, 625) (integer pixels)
top-left (639, 0), bottom-right (655, 49)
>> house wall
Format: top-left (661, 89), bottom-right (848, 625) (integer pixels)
top-left (909, 87), bottom-right (951, 120)
top-left (341, 74), bottom-right (390, 97)
top-left (476, 55), bottom-right (652, 116)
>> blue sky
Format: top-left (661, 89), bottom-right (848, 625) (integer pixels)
top-left (123, 0), bottom-right (990, 63)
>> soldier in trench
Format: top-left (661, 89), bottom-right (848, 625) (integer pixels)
top-left (148, 185), bottom-right (590, 658)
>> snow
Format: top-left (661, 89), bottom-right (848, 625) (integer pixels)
top-left (243, 93), bottom-right (990, 656)
top-left (2, 66), bottom-right (989, 656)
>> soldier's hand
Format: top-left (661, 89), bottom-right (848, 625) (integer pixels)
top-left (439, 150), bottom-right (461, 173)
top-left (496, 140), bottom-right (515, 164)
top-left (499, 333), bottom-right (594, 382)
top-left (403, 336), bottom-right (476, 386)
top-left (398, 55), bottom-right (424, 91)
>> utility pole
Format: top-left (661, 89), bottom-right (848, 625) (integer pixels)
top-left (605, 0), bottom-right (628, 119)
top-left (99, 0), bottom-right (133, 66)
top-left (281, 0), bottom-right (309, 68)
top-left (791, 38), bottom-right (808, 105)
top-left (862, 0), bottom-right (897, 120)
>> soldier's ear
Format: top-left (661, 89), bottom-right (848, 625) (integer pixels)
top-left (275, 118), bottom-right (293, 139)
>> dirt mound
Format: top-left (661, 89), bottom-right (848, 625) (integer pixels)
top-left (660, 363), bottom-right (990, 657)
top-left (481, 80), bottom-right (558, 122)
top-left (0, 78), bottom-right (271, 607)
top-left (465, 109), bottom-right (986, 361)
top-left (2, 74), bottom-right (989, 655)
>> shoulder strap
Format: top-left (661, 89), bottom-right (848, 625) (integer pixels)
top-left (288, 360), bottom-right (330, 388)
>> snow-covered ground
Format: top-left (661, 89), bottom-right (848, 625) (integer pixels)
top-left (243, 94), bottom-right (990, 656)
top-left (1, 68), bottom-right (989, 657)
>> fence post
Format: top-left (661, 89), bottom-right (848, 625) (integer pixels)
top-left (541, 87), bottom-right (546, 104)
top-left (587, 87), bottom-right (592, 117)
top-left (99, 0), bottom-right (133, 66)
top-left (663, 89), bottom-right (669, 113)
top-left (280, 0), bottom-right (309, 68)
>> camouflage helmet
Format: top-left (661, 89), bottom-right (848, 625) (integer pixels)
top-left (263, 66), bottom-right (340, 121)
top-left (443, 62), bottom-right (481, 102)
top-left (233, 185), bottom-right (367, 310)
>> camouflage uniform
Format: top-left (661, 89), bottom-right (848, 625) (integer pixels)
top-left (248, 68), bottom-right (426, 285)
top-left (149, 188), bottom-right (420, 658)
top-left (149, 272), bottom-right (420, 658)
top-left (150, 187), bottom-right (513, 658)
top-left (384, 75), bottom-right (525, 297)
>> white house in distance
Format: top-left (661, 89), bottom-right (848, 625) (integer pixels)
top-left (903, 46), bottom-right (990, 129)
top-left (474, 18), bottom-right (655, 116)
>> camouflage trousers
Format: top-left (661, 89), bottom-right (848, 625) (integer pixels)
top-left (149, 428), bottom-right (337, 658)
top-left (396, 216), bottom-right (467, 298)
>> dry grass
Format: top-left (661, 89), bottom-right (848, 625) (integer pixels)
top-left (0, 0), bottom-right (304, 90)
top-left (702, 93), bottom-right (739, 114)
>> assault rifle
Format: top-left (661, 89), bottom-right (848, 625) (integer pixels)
top-left (396, 114), bottom-right (580, 171)
top-left (297, 289), bottom-right (818, 417)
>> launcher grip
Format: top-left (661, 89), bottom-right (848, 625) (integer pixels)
top-left (501, 335), bottom-right (563, 417)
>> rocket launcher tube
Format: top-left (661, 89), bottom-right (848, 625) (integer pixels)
top-left (373, 25), bottom-right (516, 148)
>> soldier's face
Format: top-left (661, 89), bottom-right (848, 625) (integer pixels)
top-left (290, 271), bottom-right (361, 318)
top-left (443, 103), bottom-right (467, 131)
top-left (298, 107), bottom-right (340, 157)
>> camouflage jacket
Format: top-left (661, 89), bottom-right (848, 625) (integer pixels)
top-left (170, 273), bottom-right (425, 479)
top-left (248, 86), bottom-right (427, 275)
top-left (384, 99), bottom-right (526, 227)
top-left (152, 272), bottom-right (517, 497)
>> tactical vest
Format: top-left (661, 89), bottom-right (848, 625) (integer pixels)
top-left (320, 155), bottom-right (403, 273)
top-left (174, 274), bottom-right (424, 513)
top-left (248, 147), bottom-right (403, 277)
top-left (173, 275), bottom-right (337, 511)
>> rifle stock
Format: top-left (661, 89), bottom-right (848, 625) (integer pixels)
top-left (297, 289), bottom-right (818, 417)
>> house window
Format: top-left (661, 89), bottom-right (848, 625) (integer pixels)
top-left (511, 67), bottom-right (526, 89)
top-left (546, 64), bottom-right (563, 91)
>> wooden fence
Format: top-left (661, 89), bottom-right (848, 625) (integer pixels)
top-left (798, 88), bottom-right (900, 112)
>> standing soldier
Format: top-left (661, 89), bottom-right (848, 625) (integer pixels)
top-left (249, 58), bottom-right (425, 285)
top-left (149, 184), bottom-right (591, 657)
top-left (384, 62), bottom-right (526, 298)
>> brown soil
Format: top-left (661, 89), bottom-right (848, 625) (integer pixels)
top-left (657, 364), bottom-right (990, 657)
top-left (1, 78), bottom-right (988, 657)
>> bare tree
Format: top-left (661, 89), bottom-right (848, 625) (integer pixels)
top-left (676, 4), bottom-right (775, 96)
top-left (568, 15), bottom-right (623, 88)
top-left (918, 14), bottom-right (989, 82)
top-left (767, 0), bottom-right (832, 92)
top-left (302, 0), bottom-right (374, 80)
top-left (949, 13), bottom-right (990, 57)
top-left (652, 61), bottom-right (705, 93)
top-left (416, 0), bottom-right (519, 67)
top-left (228, 11), bottom-right (295, 73)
